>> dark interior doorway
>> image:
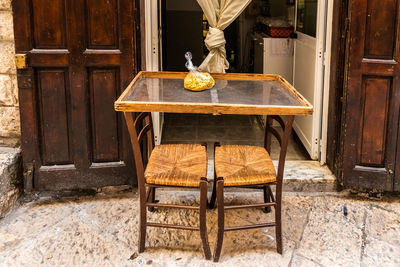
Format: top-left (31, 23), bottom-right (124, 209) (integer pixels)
top-left (160, 0), bottom-right (307, 158)
top-left (161, 0), bottom-right (239, 72)
top-left (162, 0), bottom-right (204, 71)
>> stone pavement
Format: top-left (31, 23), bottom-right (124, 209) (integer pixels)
top-left (0, 188), bottom-right (399, 266)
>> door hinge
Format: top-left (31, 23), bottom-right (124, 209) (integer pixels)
top-left (15, 54), bottom-right (28, 69)
top-left (23, 163), bottom-right (34, 192)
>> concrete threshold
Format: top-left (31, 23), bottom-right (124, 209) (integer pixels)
top-left (279, 160), bottom-right (336, 192)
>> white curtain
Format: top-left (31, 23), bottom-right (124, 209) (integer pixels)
top-left (197, 0), bottom-right (252, 73)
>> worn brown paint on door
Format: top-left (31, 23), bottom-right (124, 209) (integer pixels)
top-left (12, 0), bottom-right (139, 190)
top-left (344, 0), bottom-right (400, 190)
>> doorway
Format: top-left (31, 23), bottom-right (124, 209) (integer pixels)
top-left (148, 0), bottom-right (332, 163)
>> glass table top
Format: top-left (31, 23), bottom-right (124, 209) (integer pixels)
top-left (115, 72), bottom-right (313, 115)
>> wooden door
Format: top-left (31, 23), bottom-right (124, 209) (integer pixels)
top-left (12, 0), bottom-right (139, 190)
top-left (343, 0), bottom-right (400, 191)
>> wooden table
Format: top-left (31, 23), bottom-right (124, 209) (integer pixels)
top-left (115, 71), bottom-right (313, 259)
top-left (115, 71), bottom-right (313, 115)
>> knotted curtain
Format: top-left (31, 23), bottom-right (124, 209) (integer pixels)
top-left (197, 0), bottom-right (252, 73)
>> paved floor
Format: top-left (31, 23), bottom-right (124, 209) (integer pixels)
top-left (0, 188), bottom-right (399, 266)
top-left (162, 114), bottom-right (310, 160)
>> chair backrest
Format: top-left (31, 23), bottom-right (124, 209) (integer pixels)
top-left (264, 115), bottom-right (295, 183)
top-left (124, 112), bottom-right (155, 187)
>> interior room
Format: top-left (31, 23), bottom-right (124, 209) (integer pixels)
top-left (158, 0), bottom-right (323, 161)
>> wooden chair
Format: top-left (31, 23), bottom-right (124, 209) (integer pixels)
top-left (124, 112), bottom-right (211, 260)
top-left (209, 115), bottom-right (295, 262)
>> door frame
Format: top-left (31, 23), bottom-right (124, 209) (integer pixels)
top-left (320, 0), bottom-right (335, 164)
top-left (326, 0), bottom-right (350, 185)
top-left (145, 0), bottom-right (163, 145)
top-left (292, 31), bottom-right (321, 160)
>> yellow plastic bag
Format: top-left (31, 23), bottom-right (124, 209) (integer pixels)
top-left (184, 52), bottom-right (215, 91)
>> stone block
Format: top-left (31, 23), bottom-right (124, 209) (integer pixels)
top-left (0, 11), bottom-right (14, 41)
top-left (294, 196), bottom-right (366, 266)
top-left (0, 106), bottom-right (20, 137)
top-left (0, 137), bottom-right (20, 147)
top-left (361, 204), bottom-right (400, 265)
top-left (0, 0), bottom-right (11, 10)
top-left (0, 146), bottom-right (21, 217)
top-left (0, 41), bottom-right (16, 74)
top-left (0, 74), bottom-right (18, 105)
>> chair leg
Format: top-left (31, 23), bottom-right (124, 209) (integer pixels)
top-left (213, 178), bottom-right (225, 262)
top-left (139, 188), bottom-right (147, 253)
top-left (200, 179), bottom-right (212, 260)
top-left (148, 187), bottom-right (157, 212)
top-left (209, 141), bottom-right (220, 210)
top-left (263, 185), bottom-right (272, 213)
top-left (275, 200), bottom-right (283, 254)
top-left (208, 177), bottom-right (217, 209)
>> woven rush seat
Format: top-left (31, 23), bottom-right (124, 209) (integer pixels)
top-left (145, 144), bottom-right (207, 187)
top-left (215, 145), bottom-right (276, 186)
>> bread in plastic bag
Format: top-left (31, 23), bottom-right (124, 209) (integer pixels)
top-left (184, 52), bottom-right (215, 91)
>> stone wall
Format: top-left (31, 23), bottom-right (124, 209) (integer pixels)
top-left (0, 147), bottom-right (21, 217)
top-left (0, 0), bottom-right (20, 147)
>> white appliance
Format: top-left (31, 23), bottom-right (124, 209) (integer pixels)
top-left (255, 36), bottom-right (295, 138)
top-left (254, 37), bottom-right (294, 84)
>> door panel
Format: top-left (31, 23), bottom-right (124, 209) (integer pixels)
top-left (343, 0), bottom-right (400, 191)
top-left (364, 0), bottom-right (397, 59)
top-left (293, 33), bottom-right (316, 155)
top-left (86, 0), bottom-right (119, 48)
top-left (89, 69), bottom-right (120, 163)
top-left (38, 69), bottom-right (72, 165)
top-left (32, 0), bottom-right (67, 49)
top-left (13, 0), bottom-right (138, 190)
top-left (358, 77), bottom-right (391, 166)
top-left (292, 0), bottom-right (321, 159)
